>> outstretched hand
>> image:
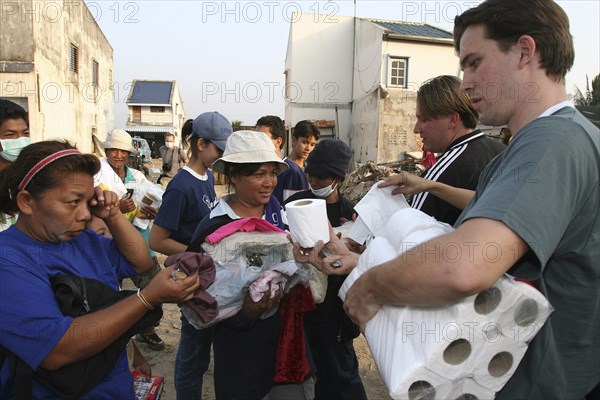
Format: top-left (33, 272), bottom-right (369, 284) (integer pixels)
top-left (292, 224), bottom-right (359, 275)
top-left (142, 266), bottom-right (200, 307)
top-left (378, 171), bottom-right (430, 196)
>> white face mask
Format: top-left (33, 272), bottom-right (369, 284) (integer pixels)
top-left (310, 181), bottom-right (337, 198)
top-left (0, 137), bottom-right (31, 162)
top-left (165, 141), bottom-right (174, 149)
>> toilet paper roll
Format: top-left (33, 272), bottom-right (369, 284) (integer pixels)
top-left (339, 236), bottom-right (398, 301)
top-left (364, 302), bottom-right (481, 384)
top-left (363, 304), bottom-right (456, 399)
top-left (286, 199), bottom-right (329, 248)
top-left (492, 278), bottom-right (552, 343)
top-left (471, 336), bottom-right (528, 392)
top-left (389, 366), bottom-right (452, 400)
top-left (409, 310), bottom-right (481, 380)
top-left (399, 225), bottom-right (455, 253)
top-left (453, 276), bottom-right (523, 327)
top-left (384, 208), bottom-right (446, 249)
top-left (448, 378), bottom-right (496, 400)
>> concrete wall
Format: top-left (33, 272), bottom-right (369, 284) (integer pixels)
top-left (0, 0), bottom-right (114, 152)
top-left (351, 21), bottom-right (458, 163)
top-left (381, 40), bottom-right (458, 89)
top-left (284, 13), bottom-right (354, 144)
top-left (285, 14), bottom-right (460, 164)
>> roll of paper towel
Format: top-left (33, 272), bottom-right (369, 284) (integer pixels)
top-left (286, 198), bottom-right (329, 248)
top-left (471, 336), bottom-right (528, 391)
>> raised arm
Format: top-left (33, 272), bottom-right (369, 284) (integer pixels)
top-left (91, 187), bottom-right (152, 272)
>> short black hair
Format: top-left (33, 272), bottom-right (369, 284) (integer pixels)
top-left (256, 115), bottom-right (285, 146)
top-left (0, 99), bottom-right (28, 127)
top-left (292, 120), bottom-right (320, 140)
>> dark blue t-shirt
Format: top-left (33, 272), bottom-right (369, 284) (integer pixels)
top-left (153, 168), bottom-right (218, 246)
top-left (0, 227), bottom-right (137, 399)
top-left (272, 158), bottom-right (307, 204)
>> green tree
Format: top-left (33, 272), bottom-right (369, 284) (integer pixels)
top-left (591, 73), bottom-right (600, 105)
top-left (231, 120), bottom-right (243, 129)
top-left (574, 74), bottom-right (600, 106)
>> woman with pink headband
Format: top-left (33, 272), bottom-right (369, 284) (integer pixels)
top-left (0, 140), bottom-right (200, 399)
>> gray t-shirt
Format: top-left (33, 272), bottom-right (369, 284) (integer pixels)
top-left (456, 107), bottom-right (600, 399)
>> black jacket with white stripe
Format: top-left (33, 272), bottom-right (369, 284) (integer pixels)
top-left (411, 130), bottom-right (506, 225)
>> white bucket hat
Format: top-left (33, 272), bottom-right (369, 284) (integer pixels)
top-left (102, 129), bottom-right (136, 153)
top-left (212, 130), bottom-right (288, 175)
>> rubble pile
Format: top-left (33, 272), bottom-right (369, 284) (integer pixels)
top-left (340, 159), bottom-right (422, 204)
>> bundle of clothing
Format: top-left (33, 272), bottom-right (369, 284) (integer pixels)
top-left (166, 217), bottom-right (313, 330)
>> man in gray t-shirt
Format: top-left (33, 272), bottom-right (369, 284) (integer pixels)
top-left (299, 1), bottom-right (599, 398)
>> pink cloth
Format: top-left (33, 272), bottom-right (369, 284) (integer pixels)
top-left (205, 217), bottom-right (285, 244)
top-left (165, 252), bottom-right (218, 324)
top-left (249, 271), bottom-right (288, 302)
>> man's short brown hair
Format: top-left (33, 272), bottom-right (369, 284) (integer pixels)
top-left (454, 0), bottom-right (574, 82)
top-left (417, 75), bottom-right (479, 130)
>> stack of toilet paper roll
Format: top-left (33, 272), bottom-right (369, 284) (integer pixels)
top-left (339, 208), bottom-right (552, 400)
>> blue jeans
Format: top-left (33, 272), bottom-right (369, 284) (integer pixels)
top-left (174, 314), bottom-right (213, 400)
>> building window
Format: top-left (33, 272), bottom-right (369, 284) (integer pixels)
top-left (108, 69), bottom-right (113, 89)
top-left (70, 43), bottom-right (79, 73)
top-left (150, 106), bottom-right (165, 113)
top-left (92, 60), bottom-right (99, 87)
top-left (387, 57), bottom-right (408, 88)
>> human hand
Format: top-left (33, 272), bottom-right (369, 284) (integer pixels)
top-left (292, 224), bottom-right (358, 275)
top-left (343, 238), bottom-right (366, 254)
top-left (119, 193), bottom-right (136, 214)
top-left (242, 282), bottom-right (283, 319)
top-left (343, 271), bottom-right (381, 330)
top-left (89, 187), bottom-right (120, 219)
top-left (139, 205), bottom-right (157, 220)
top-left (142, 266), bottom-right (200, 307)
top-left (378, 171), bottom-right (430, 196)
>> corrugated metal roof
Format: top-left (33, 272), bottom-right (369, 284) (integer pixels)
top-left (128, 81), bottom-right (173, 105)
top-left (368, 20), bottom-right (453, 40)
top-left (125, 126), bottom-right (175, 134)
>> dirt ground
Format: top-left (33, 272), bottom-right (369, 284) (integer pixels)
top-left (126, 261), bottom-right (391, 400)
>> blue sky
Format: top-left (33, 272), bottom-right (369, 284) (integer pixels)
top-left (87, 1), bottom-right (600, 127)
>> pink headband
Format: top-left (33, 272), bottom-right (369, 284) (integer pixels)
top-left (17, 149), bottom-right (82, 192)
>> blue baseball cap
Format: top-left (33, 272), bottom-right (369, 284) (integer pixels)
top-left (192, 112), bottom-right (233, 151)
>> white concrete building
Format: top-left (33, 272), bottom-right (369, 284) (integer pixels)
top-left (124, 80), bottom-right (186, 154)
top-left (0, 0), bottom-right (114, 153)
top-left (285, 14), bottom-right (459, 163)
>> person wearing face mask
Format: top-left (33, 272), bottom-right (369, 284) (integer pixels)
top-left (284, 139), bottom-right (367, 400)
top-left (0, 99), bottom-right (31, 231)
top-left (158, 132), bottom-right (189, 187)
